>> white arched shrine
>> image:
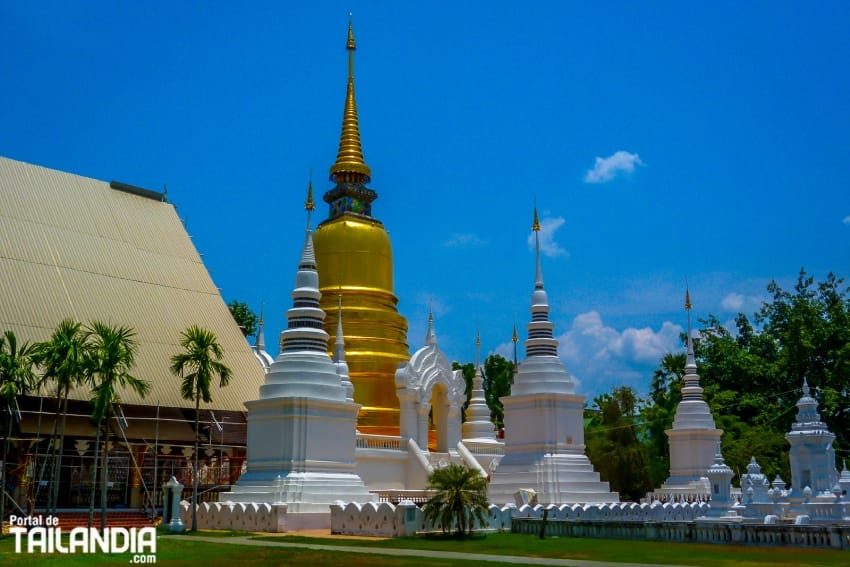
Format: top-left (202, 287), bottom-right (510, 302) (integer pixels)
top-left (394, 317), bottom-right (465, 452)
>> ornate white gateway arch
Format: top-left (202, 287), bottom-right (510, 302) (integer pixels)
top-left (394, 315), bottom-right (465, 452)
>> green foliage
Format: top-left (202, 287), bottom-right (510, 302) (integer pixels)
top-left (585, 386), bottom-right (653, 501)
top-left (482, 354), bottom-right (514, 429)
top-left (643, 269), bottom-right (849, 488)
top-left (170, 325), bottom-right (233, 532)
top-left (227, 300), bottom-right (258, 338)
top-left (0, 331), bottom-right (37, 405)
top-left (85, 322), bottom-right (150, 423)
top-left (423, 463), bottom-right (489, 536)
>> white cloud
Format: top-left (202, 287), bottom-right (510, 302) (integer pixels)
top-left (584, 150), bottom-right (644, 184)
top-left (527, 216), bottom-right (567, 258)
top-left (720, 292), bottom-right (744, 311)
top-left (555, 311), bottom-right (682, 397)
top-left (719, 291), bottom-right (763, 313)
top-left (843, 215), bottom-right (850, 225)
top-left (444, 232), bottom-right (485, 248)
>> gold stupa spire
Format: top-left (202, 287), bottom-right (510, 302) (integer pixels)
top-left (533, 203), bottom-right (543, 289)
top-left (329, 17), bottom-right (371, 183)
top-left (305, 177), bottom-right (315, 229)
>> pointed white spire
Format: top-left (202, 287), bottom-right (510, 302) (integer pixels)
top-left (425, 302), bottom-right (437, 346)
top-left (334, 295), bottom-right (354, 402)
top-left (462, 328), bottom-right (497, 441)
top-left (525, 204), bottom-right (558, 358)
top-left (256, 303), bottom-right (266, 353)
top-left (671, 288), bottom-right (716, 427)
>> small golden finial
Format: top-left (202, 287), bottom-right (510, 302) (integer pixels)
top-left (428, 300), bottom-right (434, 324)
top-left (305, 174), bottom-right (315, 212)
top-left (532, 203), bottom-right (541, 232)
top-left (685, 278), bottom-right (692, 310)
top-left (475, 327), bottom-right (481, 348)
top-left (347, 13), bottom-right (356, 50)
top-left (512, 323), bottom-right (518, 343)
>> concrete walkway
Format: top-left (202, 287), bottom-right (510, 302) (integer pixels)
top-left (162, 535), bottom-right (691, 567)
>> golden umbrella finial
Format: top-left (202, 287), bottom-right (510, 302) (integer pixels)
top-left (532, 203), bottom-right (541, 232)
top-left (330, 17), bottom-right (371, 183)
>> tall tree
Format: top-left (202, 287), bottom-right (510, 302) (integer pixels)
top-left (0, 331), bottom-right (37, 531)
top-left (227, 301), bottom-right (258, 338)
top-left (641, 352), bottom-right (685, 488)
top-left (85, 322), bottom-right (150, 530)
top-left (422, 463), bottom-right (489, 537)
top-left (169, 326), bottom-right (232, 532)
top-left (31, 319), bottom-right (88, 513)
top-left (645, 269), bottom-right (848, 488)
top-left (585, 386), bottom-right (652, 501)
top-left (482, 354), bottom-right (513, 429)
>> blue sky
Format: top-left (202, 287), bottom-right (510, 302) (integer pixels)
top-left (2, 2), bottom-right (848, 400)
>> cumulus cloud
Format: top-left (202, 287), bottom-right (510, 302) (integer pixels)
top-left (719, 292), bottom-right (763, 313)
top-left (584, 150), bottom-right (644, 184)
top-left (556, 311), bottom-right (682, 397)
top-left (843, 215), bottom-right (850, 225)
top-left (720, 292), bottom-right (745, 311)
top-left (527, 216), bottom-right (567, 258)
top-left (444, 232), bottom-right (485, 248)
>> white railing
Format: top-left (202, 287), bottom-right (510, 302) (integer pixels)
top-left (355, 433), bottom-right (406, 451)
top-left (462, 440), bottom-right (505, 456)
top-left (372, 489), bottom-right (435, 504)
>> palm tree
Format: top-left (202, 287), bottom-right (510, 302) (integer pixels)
top-left (422, 463), bottom-right (489, 536)
top-left (0, 331), bottom-right (37, 531)
top-left (85, 322), bottom-right (150, 530)
top-left (169, 326), bottom-right (232, 532)
top-left (31, 319), bottom-right (88, 513)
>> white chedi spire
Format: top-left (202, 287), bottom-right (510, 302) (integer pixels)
top-left (334, 296), bottom-right (355, 402)
top-left (462, 328), bottom-right (497, 441)
top-left (256, 206), bottom-right (346, 401)
top-left (252, 304), bottom-right (274, 371)
top-left (671, 288), bottom-right (717, 430)
top-left (425, 303), bottom-right (437, 346)
top-left (511, 204), bottom-right (575, 396)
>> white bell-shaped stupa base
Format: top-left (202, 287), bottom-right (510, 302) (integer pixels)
top-left (488, 389), bottom-right (618, 505)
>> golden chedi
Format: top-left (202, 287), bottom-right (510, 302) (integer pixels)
top-left (312, 21), bottom-right (409, 435)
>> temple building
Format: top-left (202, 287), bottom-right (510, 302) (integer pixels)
top-left (312, 21), bottom-right (410, 436)
top-left (0, 156), bottom-right (266, 512)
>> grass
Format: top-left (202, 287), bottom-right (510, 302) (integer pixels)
top-left (0, 529), bottom-right (846, 567)
top-left (252, 531), bottom-right (848, 567)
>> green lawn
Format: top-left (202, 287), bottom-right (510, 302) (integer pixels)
top-left (0, 529), bottom-right (846, 567)
top-left (253, 532), bottom-right (847, 567)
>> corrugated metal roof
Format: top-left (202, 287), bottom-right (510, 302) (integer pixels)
top-left (0, 156), bottom-right (266, 411)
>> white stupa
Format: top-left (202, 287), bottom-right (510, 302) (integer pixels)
top-left (660, 289), bottom-right (722, 497)
top-left (487, 206), bottom-right (618, 505)
top-left (230, 191), bottom-right (375, 520)
top-left (251, 307), bottom-right (274, 372)
top-left (786, 377), bottom-right (838, 496)
top-left (462, 329), bottom-right (498, 442)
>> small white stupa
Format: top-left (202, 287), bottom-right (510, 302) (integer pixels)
top-left (487, 205), bottom-right (618, 505)
top-left (660, 288), bottom-right (722, 497)
top-left (231, 189), bottom-right (375, 522)
top-left (786, 377), bottom-right (838, 496)
top-left (251, 306), bottom-right (274, 372)
top-left (462, 329), bottom-right (498, 443)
